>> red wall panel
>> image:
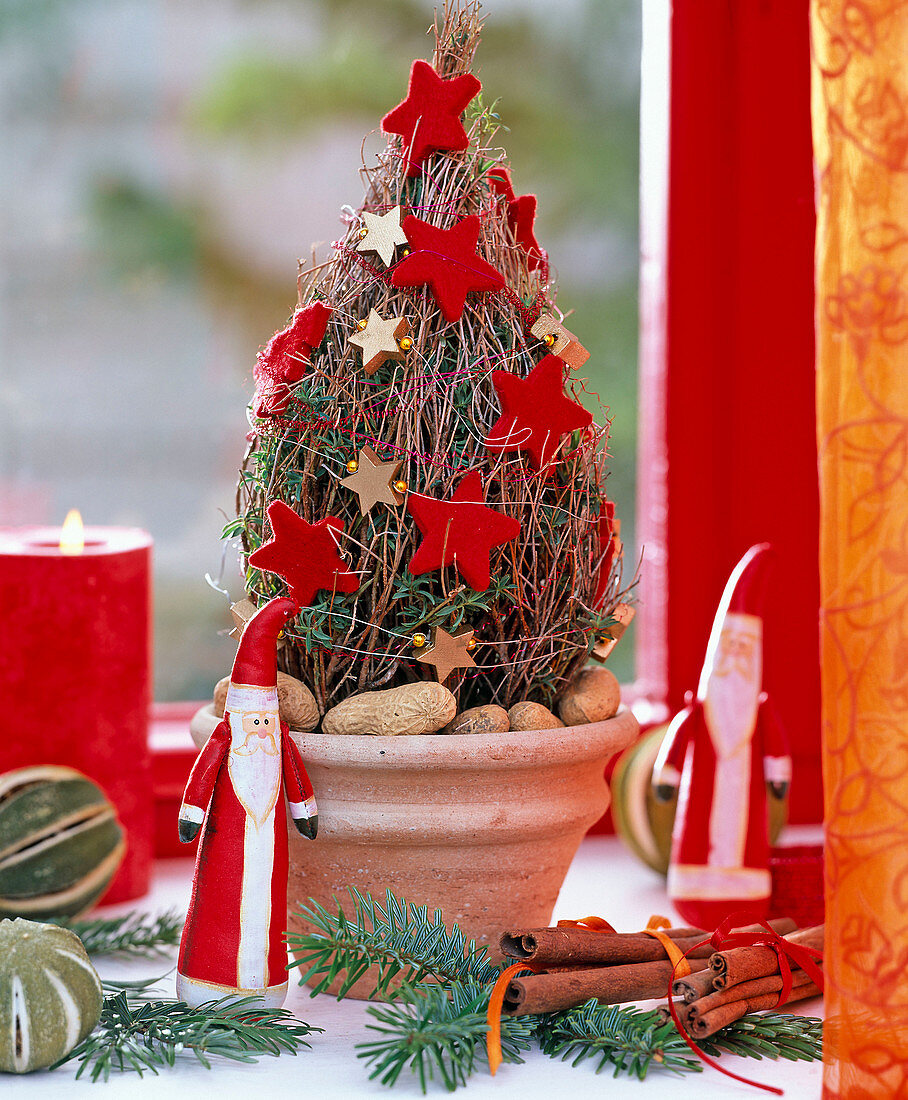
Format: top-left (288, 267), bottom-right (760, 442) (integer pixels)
top-left (637, 1), bottom-right (821, 821)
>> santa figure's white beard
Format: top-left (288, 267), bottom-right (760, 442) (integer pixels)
top-left (227, 714), bottom-right (281, 827)
top-left (701, 620), bottom-right (762, 869)
top-left (704, 667), bottom-right (761, 758)
top-left (703, 617), bottom-right (762, 759)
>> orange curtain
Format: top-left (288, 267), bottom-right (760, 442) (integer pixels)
top-left (812, 2), bottom-right (908, 1096)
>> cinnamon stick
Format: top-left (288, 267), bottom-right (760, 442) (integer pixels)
top-left (672, 968), bottom-right (718, 1003)
top-left (709, 925), bottom-right (823, 989)
top-left (685, 980), bottom-right (822, 1038)
top-left (502, 958), bottom-right (711, 1015)
top-left (500, 917), bottom-right (796, 968)
top-left (689, 965), bottom-right (815, 1021)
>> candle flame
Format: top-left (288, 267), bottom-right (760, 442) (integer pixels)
top-left (60, 509), bottom-right (85, 556)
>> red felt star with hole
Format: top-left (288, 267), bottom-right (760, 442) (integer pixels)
top-left (488, 167), bottom-right (545, 271)
top-left (407, 471), bottom-right (520, 592)
top-left (249, 500), bottom-right (359, 607)
top-left (253, 302), bottom-right (333, 418)
top-left (381, 60), bottom-right (481, 178)
top-left (484, 354), bottom-right (593, 470)
top-left (392, 215), bottom-right (505, 323)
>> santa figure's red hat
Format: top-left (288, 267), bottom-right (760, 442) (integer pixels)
top-left (225, 597), bottom-right (298, 714)
top-left (696, 543), bottom-right (773, 701)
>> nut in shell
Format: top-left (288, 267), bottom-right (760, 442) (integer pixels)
top-left (558, 668), bottom-right (621, 727)
top-left (441, 705), bottom-right (509, 735)
top-left (276, 673), bottom-right (319, 731)
top-left (508, 701), bottom-right (564, 731)
top-left (321, 682), bottom-right (456, 736)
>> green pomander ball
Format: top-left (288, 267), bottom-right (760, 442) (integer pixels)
top-left (0, 766), bottom-right (125, 920)
top-left (0, 918), bottom-right (103, 1073)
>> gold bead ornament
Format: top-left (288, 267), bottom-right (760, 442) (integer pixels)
top-left (544, 333), bottom-right (556, 347)
top-left (394, 480), bottom-right (408, 494)
top-left (346, 459), bottom-right (359, 472)
top-left (357, 318), bottom-right (368, 330)
top-left (398, 336), bottom-right (413, 352)
top-left (412, 633), bottom-right (428, 648)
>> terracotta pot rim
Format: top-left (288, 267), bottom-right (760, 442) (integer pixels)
top-left (191, 703), bottom-right (637, 769)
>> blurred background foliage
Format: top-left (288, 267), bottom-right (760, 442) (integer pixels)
top-left (1, 0), bottom-right (640, 698)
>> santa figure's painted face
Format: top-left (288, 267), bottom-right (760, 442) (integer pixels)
top-left (231, 709), bottom-right (280, 756)
top-left (703, 613), bottom-right (762, 756)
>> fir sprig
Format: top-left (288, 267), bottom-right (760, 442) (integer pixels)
top-left (59, 909), bottom-right (183, 958)
top-left (537, 1002), bottom-right (703, 1079)
top-left (60, 993), bottom-right (320, 1081)
top-left (287, 888), bottom-right (501, 998)
top-left (359, 981), bottom-right (533, 1093)
top-left (700, 1012), bottom-right (823, 1063)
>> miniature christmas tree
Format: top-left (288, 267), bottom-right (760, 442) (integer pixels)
top-left (231, 1), bottom-right (626, 716)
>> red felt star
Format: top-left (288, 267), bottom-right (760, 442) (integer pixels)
top-left (488, 167), bottom-right (545, 271)
top-left (484, 354), bottom-right (593, 470)
top-left (381, 60), bottom-right (481, 178)
top-left (392, 215), bottom-right (505, 323)
top-left (249, 500), bottom-right (359, 607)
top-left (407, 471), bottom-right (520, 592)
top-left (594, 500), bottom-right (617, 608)
top-left (253, 302), bottom-right (333, 418)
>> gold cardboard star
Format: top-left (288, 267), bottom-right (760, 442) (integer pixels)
top-left (229, 596), bottom-right (287, 649)
top-left (356, 206), bottom-right (409, 266)
top-left (415, 626), bottom-right (476, 684)
top-left (340, 445), bottom-right (404, 514)
top-left (530, 313), bottom-right (590, 371)
top-left (348, 309), bottom-right (411, 375)
top-left (228, 598), bottom-right (257, 640)
top-left (591, 602), bottom-right (635, 663)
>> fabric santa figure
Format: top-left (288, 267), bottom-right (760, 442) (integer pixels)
top-left (176, 597), bottom-right (317, 1008)
top-left (652, 544), bottom-right (790, 929)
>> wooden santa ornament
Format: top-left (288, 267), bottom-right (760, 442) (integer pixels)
top-left (176, 597), bottom-right (318, 1008)
top-left (652, 544), bottom-right (790, 929)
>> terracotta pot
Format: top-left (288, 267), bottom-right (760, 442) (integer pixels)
top-left (190, 703), bottom-right (638, 999)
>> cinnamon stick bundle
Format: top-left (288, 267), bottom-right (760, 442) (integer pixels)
top-left (688, 965), bottom-right (815, 1021)
top-left (683, 978), bottom-right (821, 1038)
top-left (500, 917), bottom-right (796, 969)
top-left (502, 958), bottom-right (712, 1016)
top-left (709, 925), bottom-right (823, 989)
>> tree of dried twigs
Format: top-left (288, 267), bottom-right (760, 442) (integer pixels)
top-left (233, 1), bottom-right (625, 714)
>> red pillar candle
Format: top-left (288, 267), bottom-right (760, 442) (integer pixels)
top-left (0, 520), bottom-right (153, 903)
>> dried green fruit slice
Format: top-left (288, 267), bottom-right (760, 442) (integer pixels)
top-left (0, 918), bottom-right (102, 1073)
top-left (0, 767), bottom-right (125, 920)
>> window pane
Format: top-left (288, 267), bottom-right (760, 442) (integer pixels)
top-left (1, 0), bottom-right (640, 699)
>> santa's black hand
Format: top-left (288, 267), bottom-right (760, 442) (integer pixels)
top-left (653, 783), bottom-right (677, 803)
top-left (294, 814), bottom-right (318, 840)
top-left (768, 781), bottom-right (789, 800)
top-left (178, 819), bottom-right (201, 843)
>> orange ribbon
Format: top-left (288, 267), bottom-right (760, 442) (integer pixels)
top-left (641, 920), bottom-right (692, 978)
top-left (555, 916), bottom-right (617, 932)
top-left (486, 914), bottom-right (684, 1077)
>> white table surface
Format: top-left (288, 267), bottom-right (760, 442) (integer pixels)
top-left (14, 833), bottom-right (824, 1099)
